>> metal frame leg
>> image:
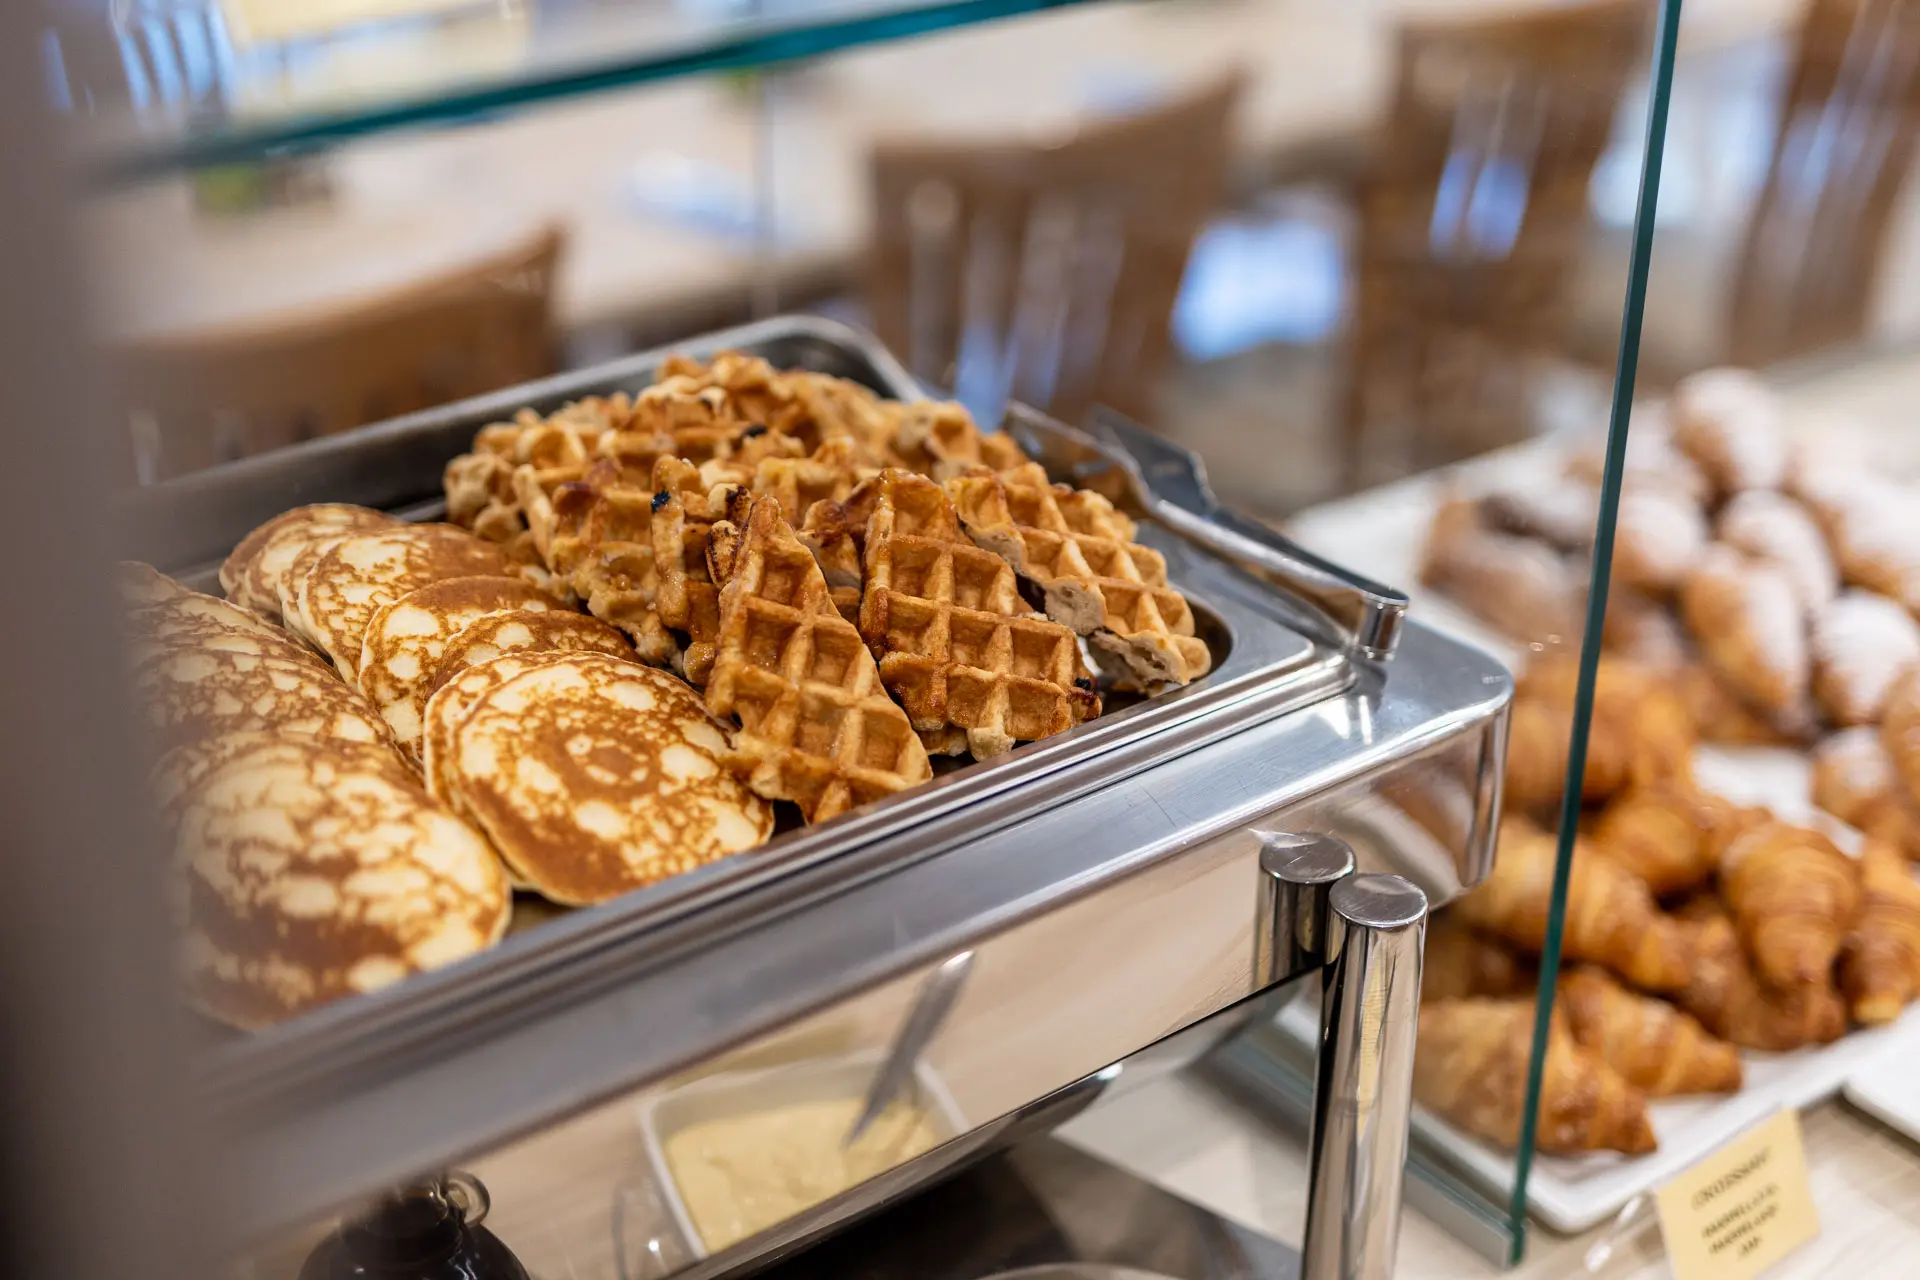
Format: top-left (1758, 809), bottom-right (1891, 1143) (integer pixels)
top-left (1302, 874), bottom-right (1428, 1280)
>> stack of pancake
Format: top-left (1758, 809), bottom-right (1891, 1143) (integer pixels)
top-left (126, 505), bottom-right (771, 1029)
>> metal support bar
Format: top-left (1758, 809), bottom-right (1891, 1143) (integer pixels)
top-left (1255, 833), bottom-right (1356, 985)
top-left (1302, 874), bottom-right (1428, 1280)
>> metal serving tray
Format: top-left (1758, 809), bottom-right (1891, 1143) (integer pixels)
top-left (125, 319), bottom-right (1505, 1250)
top-left (128, 315), bottom-right (1349, 1041)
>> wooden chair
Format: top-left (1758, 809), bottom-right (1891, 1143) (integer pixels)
top-left (1343, 0), bottom-right (1647, 488)
top-left (867, 76), bottom-right (1242, 427)
top-left (1727, 0), bottom-right (1920, 367)
top-left (115, 223), bottom-right (566, 483)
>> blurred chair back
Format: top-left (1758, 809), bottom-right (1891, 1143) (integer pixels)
top-left (1729, 0), bottom-right (1920, 367)
top-left (1345, 0), bottom-right (1644, 487)
top-left (869, 76), bottom-right (1241, 426)
top-left (116, 223), bottom-right (565, 483)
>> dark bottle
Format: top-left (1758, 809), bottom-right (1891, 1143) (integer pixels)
top-left (298, 1172), bottom-right (532, 1280)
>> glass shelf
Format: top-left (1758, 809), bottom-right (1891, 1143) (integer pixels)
top-left (58, 0), bottom-right (1093, 184)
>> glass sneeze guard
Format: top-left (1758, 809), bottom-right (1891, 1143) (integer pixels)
top-left (63, 0), bottom-right (1097, 183)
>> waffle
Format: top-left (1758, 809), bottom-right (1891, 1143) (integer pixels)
top-left (289, 525), bottom-right (520, 680)
top-left (845, 470), bottom-right (1099, 758)
top-left (752, 437), bottom-right (874, 525)
top-left (446, 399), bottom-right (631, 540)
top-left (355, 575), bottom-right (560, 752)
top-left (175, 735), bottom-right (508, 1029)
top-left (703, 492), bottom-right (932, 821)
top-left (651, 456), bottom-right (730, 682)
top-left (440, 653), bottom-right (773, 905)
top-left (426, 609), bottom-right (636, 700)
top-left (945, 463), bottom-right (1211, 688)
top-left (797, 500), bottom-right (864, 625)
top-left (222, 505), bottom-right (400, 616)
top-left (510, 458), bottom-right (678, 666)
top-left (882, 400), bottom-right (1029, 479)
top-left (650, 352), bottom-right (902, 461)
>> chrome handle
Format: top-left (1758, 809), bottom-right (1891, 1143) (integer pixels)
top-left (1302, 873), bottom-right (1428, 1280)
top-left (1254, 833), bottom-right (1356, 985)
top-left (1152, 502), bottom-right (1408, 661)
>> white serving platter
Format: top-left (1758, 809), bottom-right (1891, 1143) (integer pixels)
top-left (1277, 988), bottom-right (1920, 1233)
top-left (1842, 1021), bottom-right (1920, 1144)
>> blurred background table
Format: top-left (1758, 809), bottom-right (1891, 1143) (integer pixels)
top-left (88, 0), bottom-right (1795, 347)
top-left (93, 0), bottom-right (1920, 514)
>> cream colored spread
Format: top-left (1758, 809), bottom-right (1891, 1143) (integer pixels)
top-left (663, 1098), bottom-right (944, 1252)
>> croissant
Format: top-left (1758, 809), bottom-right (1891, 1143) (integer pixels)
top-left (1810, 591), bottom-right (1920, 728)
top-left (1421, 497), bottom-right (1584, 646)
top-left (1717, 490), bottom-right (1838, 616)
top-left (1603, 591), bottom-right (1689, 671)
top-left (1676, 662), bottom-right (1809, 748)
top-left (1478, 480), bottom-right (1598, 553)
top-left (1611, 487), bottom-right (1708, 595)
top-left (1818, 478), bottom-right (1920, 613)
top-left (1678, 901), bottom-right (1848, 1051)
top-left (1424, 915), bottom-right (1537, 1003)
top-left (1564, 403), bottom-right (1711, 508)
top-left (1454, 819), bottom-right (1693, 992)
top-left (1415, 997), bottom-right (1656, 1155)
top-left (1812, 728), bottom-right (1920, 859)
top-left (1502, 697), bottom-right (1574, 817)
top-left (1881, 668), bottom-right (1920, 806)
top-left (1557, 966), bottom-right (1742, 1096)
top-left (1589, 785), bottom-right (1718, 896)
top-left (1671, 367), bottom-right (1790, 498)
top-left (1697, 796), bottom-right (1774, 866)
top-left (1839, 840), bottom-right (1920, 1025)
top-left (1680, 546), bottom-right (1810, 718)
top-left (1506, 656), bottom-right (1695, 814)
top-left (1720, 821), bottom-right (1861, 989)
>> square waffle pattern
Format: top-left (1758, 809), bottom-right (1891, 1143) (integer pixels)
top-left (705, 494), bottom-right (931, 822)
top-left (516, 458), bottom-right (679, 666)
top-left (445, 400), bottom-right (628, 541)
top-left (946, 463), bottom-right (1212, 688)
top-left (850, 471), bottom-right (1099, 758)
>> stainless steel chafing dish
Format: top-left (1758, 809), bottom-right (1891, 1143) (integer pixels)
top-left (123, 319), bottom-right (1511, 1279)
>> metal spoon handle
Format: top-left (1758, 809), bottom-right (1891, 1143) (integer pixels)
top-left (844, 951), bottom-right (974, 1147)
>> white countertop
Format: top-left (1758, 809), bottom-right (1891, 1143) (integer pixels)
top-left (1059, 1069), bottom-right (1920, 1279)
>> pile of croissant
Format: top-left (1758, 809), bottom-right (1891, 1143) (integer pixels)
top-left (1421, 365), bottom-right (1920, 751)
top-left (1414, 654), bottom-right (1920, 1157)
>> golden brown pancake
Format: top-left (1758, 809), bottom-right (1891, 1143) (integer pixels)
top-left (223, 504), bottom-right (398, 618)
top-left (175, 736), bottom-right (509, 1028)
top-left (150, 731), bottom-right (417, 830)
top-left (290, 525), bottom-right (518, 680)
top-left (421, 651), bottom-right (580, 817)
top-left (128, 588), bottom-right (323, 670)
top-left (135, 647), bottom-right (391, 746)
top-left (425, 609), bottom-right (637, 700)
top-left (355, 575), bottom-right (558, 753)
top-left (120, 560), bottom-right (192, 610)
top-left (443, 654), bottom-right (772, 905)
